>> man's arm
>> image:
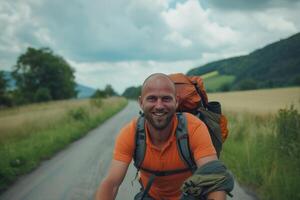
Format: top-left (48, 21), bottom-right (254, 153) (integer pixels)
top-left (195, 155), bottom-right (227, 200)
top-left (95, 160), bottom-right (129, 200)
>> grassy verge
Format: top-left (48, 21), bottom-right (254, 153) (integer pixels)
top-left (0, 97), bottom-right (128, 192)
top-left (221, 106), bottom-right (300, 200)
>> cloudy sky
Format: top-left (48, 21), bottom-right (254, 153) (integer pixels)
top-left (1, 0), bottom-right (300, 94)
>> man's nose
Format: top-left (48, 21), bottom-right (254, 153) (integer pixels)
top-left (154, 98), bottom-right (164, 108)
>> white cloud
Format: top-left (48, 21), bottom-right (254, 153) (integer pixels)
top-left (162, 0), bottom-right (240, 48)
top-left (164, 31), bottom-right (192, 47)
top-left (254, 10), bottom-right (297, 32)
top-left (70, 58), bottom-right (207, 94)
top-left (0, 0), bottom-right (299, 94)
top-left (0, 0), bottom-right (55, 68)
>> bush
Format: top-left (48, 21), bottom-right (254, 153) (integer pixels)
top-left (219, 83), bottom-right (231, 92)
top-left (92, 89), bottom-right (107, 98)
top-left (235, 78), bottom-right (258, 90)
top-left (68, 107), bottom-right (89, 121)
top-left (90, 98), bottom-right (103, 108)
top-left (276, 105), bottom-right (300, 158)
top-left (0, 95), bottom-right (13, 107)
top-left (290, 75), bottom-right (300, 85)
top-left (222, 110), bottom-right (300, 200)
top-left (34, 88), bottom-right (52, 102)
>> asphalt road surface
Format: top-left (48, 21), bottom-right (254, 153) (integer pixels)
top-left (0, 101), bottom-right (257, 200)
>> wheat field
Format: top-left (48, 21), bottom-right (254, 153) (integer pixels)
top-left (0, 97), bottom-right (125, 141)
top-left (208, 87), bottom-right (300, 114)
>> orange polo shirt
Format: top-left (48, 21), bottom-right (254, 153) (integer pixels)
top-left (113, 113), bottom-right (216, 200)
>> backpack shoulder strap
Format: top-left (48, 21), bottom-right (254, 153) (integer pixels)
top-left (176, 113), bottom-right (197, 173)
top-left (134, 113), bottom-right (197, 173)
top-left (133, 115), bottom-right (146, 169)
top-left (191, 80), bottom-right (208, 109)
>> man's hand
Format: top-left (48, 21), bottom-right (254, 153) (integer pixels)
top-left (207, 191), bottom-right (226, 200)
top-left (95, 160), bottom-right (129, 200)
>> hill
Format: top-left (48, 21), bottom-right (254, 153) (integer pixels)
top-left (75, 84), bottom-right (96, 99)
top-left (187, 32), bottom-right (300, 91)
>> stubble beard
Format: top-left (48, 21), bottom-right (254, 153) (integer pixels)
top-left (144, 112), bottom-right (174, 130)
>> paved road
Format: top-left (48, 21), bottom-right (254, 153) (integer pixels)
top-left (0, 101), bottom-right (256, 200)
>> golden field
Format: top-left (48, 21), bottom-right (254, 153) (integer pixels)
top-left (208, 87), bottom-right (300, 114)
top-left (0, 97), bottom-right (125, 142)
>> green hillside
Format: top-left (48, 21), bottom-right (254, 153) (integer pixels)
top-left (203, 71), bottom-right (235, 92)
top-left (187, 32), bottom-right (300, 91)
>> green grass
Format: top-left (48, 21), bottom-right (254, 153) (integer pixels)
top-left (202, 72), bottom-right (235, 92)
top-left (201, 70), bottom-right (219, 79)
top-left (0, 97), bottom-right (128, 192)
top-left (221, 107), bottom-right (300, 200)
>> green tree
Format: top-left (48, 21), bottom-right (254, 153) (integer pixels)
top-left (0, 71), bottom-right (12, 107)
top-left (122, 86), bottom-right (141, 99)
top-left (219, 83), bottom-right (231, 92)
top-left (34, 87), bottom-right (52, 102)
top-left (104, 84), bottom-right (117, 97)
top-left (235, 78), bottom-right (258, 91)
top-left (12, 47), bottom-right (77, 104)
top-left (92, 89), bottom-right (107, 98)
top-left (0, 71), bottom-right (7, 95)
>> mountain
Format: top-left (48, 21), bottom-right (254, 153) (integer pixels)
top-left (3, 71), bottom-right (16, 90)
top-left (187, 32), bottom-right (300, 91)
top-left (75, 84), bottom-right (96, 98)
top-left (2, 71), bottom-right (95, 99)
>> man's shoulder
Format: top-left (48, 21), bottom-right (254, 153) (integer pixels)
top-left (183, 112), bottom-right (202, 124)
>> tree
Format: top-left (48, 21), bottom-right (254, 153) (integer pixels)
top-left (0, 71), bottom-right (7, 96)
top-left (12, 47), bottom-right (77, 104)
top-left (91, 85), bottom-right (118, 98)
top-left (91, 89), bottom-right (107, 98)
top-left (122, 86), bottom-right (141, 99)
top-left (104, 84), bottom-right (117, 97)
top-left (0, 71), bottom-right (12, 107)
top-left (34, 87), bottom-right (52, 102)
top-left (235, 78), bottom-right (258, 91)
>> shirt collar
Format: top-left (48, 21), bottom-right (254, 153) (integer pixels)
top-left (145, 114), bottom-right (178, 148)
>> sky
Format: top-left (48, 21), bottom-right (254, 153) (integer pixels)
top-left (1, 0), bottom-right (300, 94)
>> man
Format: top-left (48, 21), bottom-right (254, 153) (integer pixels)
top-left (96, 73), bottom-right (232, 200)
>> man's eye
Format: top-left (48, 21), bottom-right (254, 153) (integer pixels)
top-left (147, 96), bottom-right (156, 102)
top-left (162, 96), bottom-right (172, 102)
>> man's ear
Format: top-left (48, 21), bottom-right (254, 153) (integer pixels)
top-left (175, 95), bottom-right (179, 109)
top-left (138, 96), bottom-right (143, 108)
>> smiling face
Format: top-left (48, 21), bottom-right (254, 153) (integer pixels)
top-left (139, 74), bottom-right (178, 130)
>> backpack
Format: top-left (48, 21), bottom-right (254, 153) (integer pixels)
top-left (168, 73), bottom-right (229, 157)
top-left (133, 73), bottom-right (229, 194)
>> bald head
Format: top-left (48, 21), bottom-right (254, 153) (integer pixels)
top-left (141, 73), bottom-right (176, 97)
top-left (139, 73), bottom-right (178, 130)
